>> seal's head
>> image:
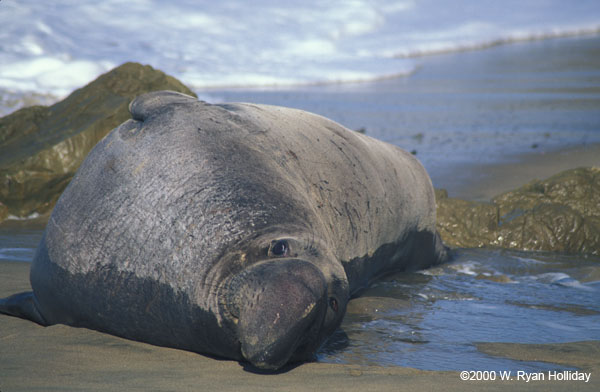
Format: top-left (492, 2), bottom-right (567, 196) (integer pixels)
top-left (220, 234), bottom-right (348, 370)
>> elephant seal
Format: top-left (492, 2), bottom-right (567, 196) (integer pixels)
top-left (0, 91), bottom-right (447, 370)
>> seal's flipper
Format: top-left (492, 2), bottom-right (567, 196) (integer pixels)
top-left (0, 291), bottom-right (47, 326)
top-left (129, 90), bottom-right (199, 121)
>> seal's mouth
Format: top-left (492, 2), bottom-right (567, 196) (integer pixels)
top-left (225, 258), bottom-right (328, 370)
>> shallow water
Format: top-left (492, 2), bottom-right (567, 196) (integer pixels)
top-left (2, 224), bottom-right (598, 371)
top-left (0, 223), bottom-right (43, 262)
top-left (318, 248), bottom-right (600, 371)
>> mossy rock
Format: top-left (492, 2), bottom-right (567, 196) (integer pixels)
top-left (435, 189), bottom-right (499, 248)
top-left (0, 62), bottom-right (196, 220)
top-left (436, 167), bottom-right (600, 255)
top-left (493, 167), bottom-right (600, 220)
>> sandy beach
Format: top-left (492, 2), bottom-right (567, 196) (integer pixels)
top-left (446, 143), bottom-right (600, 201)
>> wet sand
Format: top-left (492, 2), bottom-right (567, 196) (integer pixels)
top-left (446, 143), bottom-right (600, 201)
top-left (210, 34), bottom-right (600, 200)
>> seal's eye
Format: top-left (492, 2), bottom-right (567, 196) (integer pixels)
top-left (329, 297), bottom-right (338, 312)
top-left (270, 240), bottom-right (289, 257)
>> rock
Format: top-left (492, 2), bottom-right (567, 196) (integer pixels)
top-left (493, 167), bottom-right (600, 254)
top-left (436, 167), bottom-right (600, 255)
top-left (0, 62), bottom-right (196, 221)
top-left (435, 189), bottom-right (499, 248)
top-left (493, 167), bottom-right (600, 220)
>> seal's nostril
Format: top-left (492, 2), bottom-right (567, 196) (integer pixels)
top-left (329, 297), bottom-right (338, 312)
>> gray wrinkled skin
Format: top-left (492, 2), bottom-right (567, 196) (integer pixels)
top-left (0, 91), bottom-right (447, 370)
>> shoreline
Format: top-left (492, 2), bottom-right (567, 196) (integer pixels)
top-left (432, 143), bottom-right (600, 202)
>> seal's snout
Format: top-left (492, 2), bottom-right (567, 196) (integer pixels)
top-left (228, 259), bottom-right (328, 370)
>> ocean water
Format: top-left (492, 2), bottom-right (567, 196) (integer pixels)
top-left (1, 0), bottom-right (600, 115)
